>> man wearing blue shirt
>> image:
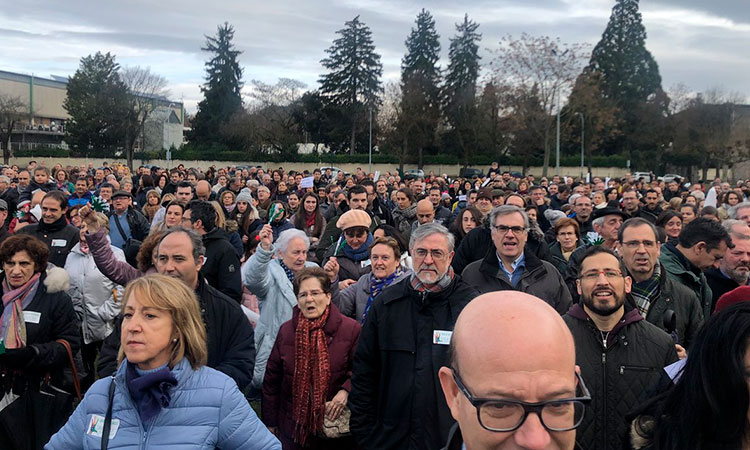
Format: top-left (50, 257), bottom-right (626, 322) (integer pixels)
top-left (68, 177), bottom-right (93, 207)
top-left (462, 205), bottom-right (571, 315)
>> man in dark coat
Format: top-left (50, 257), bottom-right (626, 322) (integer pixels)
top-left (461, 205), bottom-right (571, 314)
top-left (185, 200), bottom-right (242, 302)
top-left (107, 190), bottom-right (150, 249)
top-left (17, 191), bottom-right (79, 267)
top-left (564, 246), bottom-right (678, 450)
top-left (705, 219), bottom-right (750, 312)
top-left (350, 223), bottom-right (479, 450)
top-left (98, 228), bottom-right (255, 390)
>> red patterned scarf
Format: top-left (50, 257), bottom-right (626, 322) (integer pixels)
top-left (292, 305), bottom-right (331, 445)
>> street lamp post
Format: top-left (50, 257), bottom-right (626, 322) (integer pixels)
top-left (575, 112), bottom-right (584, 179)
top-left (368, 107), bottom-right (373, 174)
top-left (556, 89), bottom-right (561, 174)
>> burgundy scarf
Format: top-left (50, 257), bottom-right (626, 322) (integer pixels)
top-left (292, 305), bottom-right (331, 445)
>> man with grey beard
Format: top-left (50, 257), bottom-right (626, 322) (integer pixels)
top-left (349, 223), bottom-right (479, 450)
top-left (706, 219), bottom-right (750, 311)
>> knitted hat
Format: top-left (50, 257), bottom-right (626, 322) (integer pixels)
top-left (236, 188), bottom-right (253, 204)
top-left (544, 209), bottom-right (567, 227)
top-left (336, 209), bottom-right (372, 230)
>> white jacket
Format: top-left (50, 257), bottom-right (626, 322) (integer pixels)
top-left (64, 241), bottom-right (125, 344)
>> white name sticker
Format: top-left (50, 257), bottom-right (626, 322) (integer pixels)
top-left (23, 311), bottom-right (41, 324)
top-left (433, 330), bottom-right (452, 345)
top-left (51, 239), bottom-right (67, 247)
top-left (86, 414), bottom-right (119, 439)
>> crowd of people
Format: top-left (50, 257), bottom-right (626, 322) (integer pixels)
top-left (0, 158), bottom-right (745, 449)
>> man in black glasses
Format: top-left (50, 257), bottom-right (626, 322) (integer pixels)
top-left (462, 205), bottom-right (571, 314)
top-left (564, 246), bottom-right (678, 450)
top-left (438, 290), bottom-right (586, 450)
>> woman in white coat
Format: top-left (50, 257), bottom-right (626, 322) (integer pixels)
top-left (64, 212), bottom-right (125, 388)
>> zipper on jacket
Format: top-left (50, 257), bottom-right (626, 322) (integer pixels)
top-left (619, 365), bottom-right (653, 375)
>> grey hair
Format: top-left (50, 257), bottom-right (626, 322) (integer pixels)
top-left (592, 216), bottom-right (605, 228)
top-left (723, 219), bottom-right (750, 240)
top-left (257, 185), bottom-right (270, 194)
top-left (409, 222), bottom-right (455, 253)
top-left (568, 193), bottom-right (581, 206)
top-left (729, 202), bottom-right (750, 220)
top-left (489, 205), bottom-right (530, 230)
top-left (275, 228), bottom-right (310, 256)
top-left (0, 176), bottom-right (9, 184)
top-left (159, 227), bottom-right (206, 261)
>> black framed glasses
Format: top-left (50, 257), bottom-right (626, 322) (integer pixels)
top-left (451, 369), bottom-right (591, 433)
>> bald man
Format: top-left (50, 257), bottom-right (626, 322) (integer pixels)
top-left (439, 291), bottom-right (587, 450)
top-left (195, 179), bottom-right (215, 202)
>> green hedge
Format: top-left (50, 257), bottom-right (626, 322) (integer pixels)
top-left (12, 146), bottom-right (631, 169)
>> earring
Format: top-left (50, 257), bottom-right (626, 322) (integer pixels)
top-left (172, 338), bottom-right (178, 343)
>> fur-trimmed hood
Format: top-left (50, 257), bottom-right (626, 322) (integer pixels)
top-left (629, 415), bottom-right (654, 450)
top-left (43, 265), bottom-right (69, 293)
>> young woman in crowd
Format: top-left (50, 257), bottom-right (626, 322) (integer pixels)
top-left (450, 206), bottom-right (482, 248)
top-left (656, 210), bottom-right (683, 245)
top-left (290, 192), bottom-right (327, 248)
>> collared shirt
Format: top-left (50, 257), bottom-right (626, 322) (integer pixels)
top-left (109, 211), bottom-right (130, 249)
top-left (497, 252), bottom-right (526, 288)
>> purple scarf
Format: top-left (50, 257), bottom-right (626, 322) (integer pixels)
top-left (126, 362), bottom-right (178, 424)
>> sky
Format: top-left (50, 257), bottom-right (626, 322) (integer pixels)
top-left (1, 0), bottom-right (748, 113)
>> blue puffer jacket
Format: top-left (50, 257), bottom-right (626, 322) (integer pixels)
top-left (46, 358), bottom-right (281, 450)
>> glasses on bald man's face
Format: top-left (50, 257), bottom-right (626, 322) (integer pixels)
top-left (451, 368), bottom-right (590, 433)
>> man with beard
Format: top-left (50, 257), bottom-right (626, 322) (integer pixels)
top-left (350, 223), bottom-right (479, 450)
top-left (563, 246), bottom-right (677, 450)
top-left (705, 220), bottom-right (750, 311)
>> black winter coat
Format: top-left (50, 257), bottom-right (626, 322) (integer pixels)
top-left (349, 275), bottom-right (479, 450)
top-left (201, 227), bottom-right (242, 302)
top-left (18, 217), bottom-right (79, 267)
top-left (635, 264), bottom-right (705, 349)
top-left (563, 303), bottom-right (678, 450)
top-left (0, 268), bottom-right (80, 396)
top-left (461, 249), bottom-right (572, 315)
top-left (705, 267), bottom-right (739, 314)
top-left (98, 275), bottom-right (255, 390)
top-left (451, 222), bottom-right (551, 274)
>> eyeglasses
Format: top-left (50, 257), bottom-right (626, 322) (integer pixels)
top-left (344, 229), bottom-right (367, 238)
top-left (622, 240), bottom-right (657, 249)
top-left (492, 225), bottom-right (528, 235)
top-left (452, 369), bottom-right (590, 433)
top-left (413, 248), bottom-right (447, 260)
top-left (579, 269), bottom-right (623, 281)
top-left (297, 290), bottom-right (327, 300)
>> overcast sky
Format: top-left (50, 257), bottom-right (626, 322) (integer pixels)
top-left (2, 0), bottom-right (748, 113)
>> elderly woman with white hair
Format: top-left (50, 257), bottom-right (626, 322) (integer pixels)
top-left (242, 225), bottom-right (322, 388)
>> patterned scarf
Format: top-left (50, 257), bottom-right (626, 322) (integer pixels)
top-left (631, 263), bottom-right (661, 318)
top-left (342, 234), bottom-right (374, 262)
top-left (410, 266), bottom-right (455, 293)
top-left (292, 305), bottom-right (331, 446)
top-left (362, 268), bottom-right (403, 324)
top-left (1, 272), bottom-right (41, 349)
top-left (278, 259), bottom-right (295, 284)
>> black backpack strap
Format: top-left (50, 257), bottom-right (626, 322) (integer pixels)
top-left (101, 377), bottom-right (116, 450)
top-left (112, 213), bottom-right (129, 242)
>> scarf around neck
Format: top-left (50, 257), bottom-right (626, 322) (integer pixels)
top-left (39, 215), bottom-right (68, 233)
top-left (278, 259), bottom-right (295, 284)
top-left (126, 362), bottom-right (178, 424)
top-left (1, 272), bottom-right (41, 349)
top-left (342, 233), bottom-right (374, 261)
top-left (410, 266), bottom-right (455, 294)
top-left (631, 263), bottom-right (661, 318)
top-left (363, 267), bottom-right (403, 324)
top-left (292, 305), bottom-right (331, 445)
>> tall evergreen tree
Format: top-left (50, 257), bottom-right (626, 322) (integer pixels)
top-left (586, 0), bottom-right (666, 162)
top-left (64, 52), bottom-right (129, 156)
top-left (442, 14), bottom-right (481, 165)
top-left (588, 0), bottom-right (662, 104)
top-left (189, 22), bottom-right (244, 150)
top-left (399, 9), bottom-right (441, 168)
top-left (319, 16), bottom-right (383, 155)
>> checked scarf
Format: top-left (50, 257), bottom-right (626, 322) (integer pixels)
top-left (631, 263), bottom-right (661, 318)
top-left (1, 272), bottom-right (41, 349)
top-left (410, 266), bottom-right (455, 293)
top-left (292, 304), bottom-right (331, 446)
top-left (278, 259), bottom-right (296, 285)
top-left (362, 267), bottom-right (403, 324)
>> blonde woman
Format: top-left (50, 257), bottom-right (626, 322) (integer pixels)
top-left (47, 274), bottom-right (280, 450)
